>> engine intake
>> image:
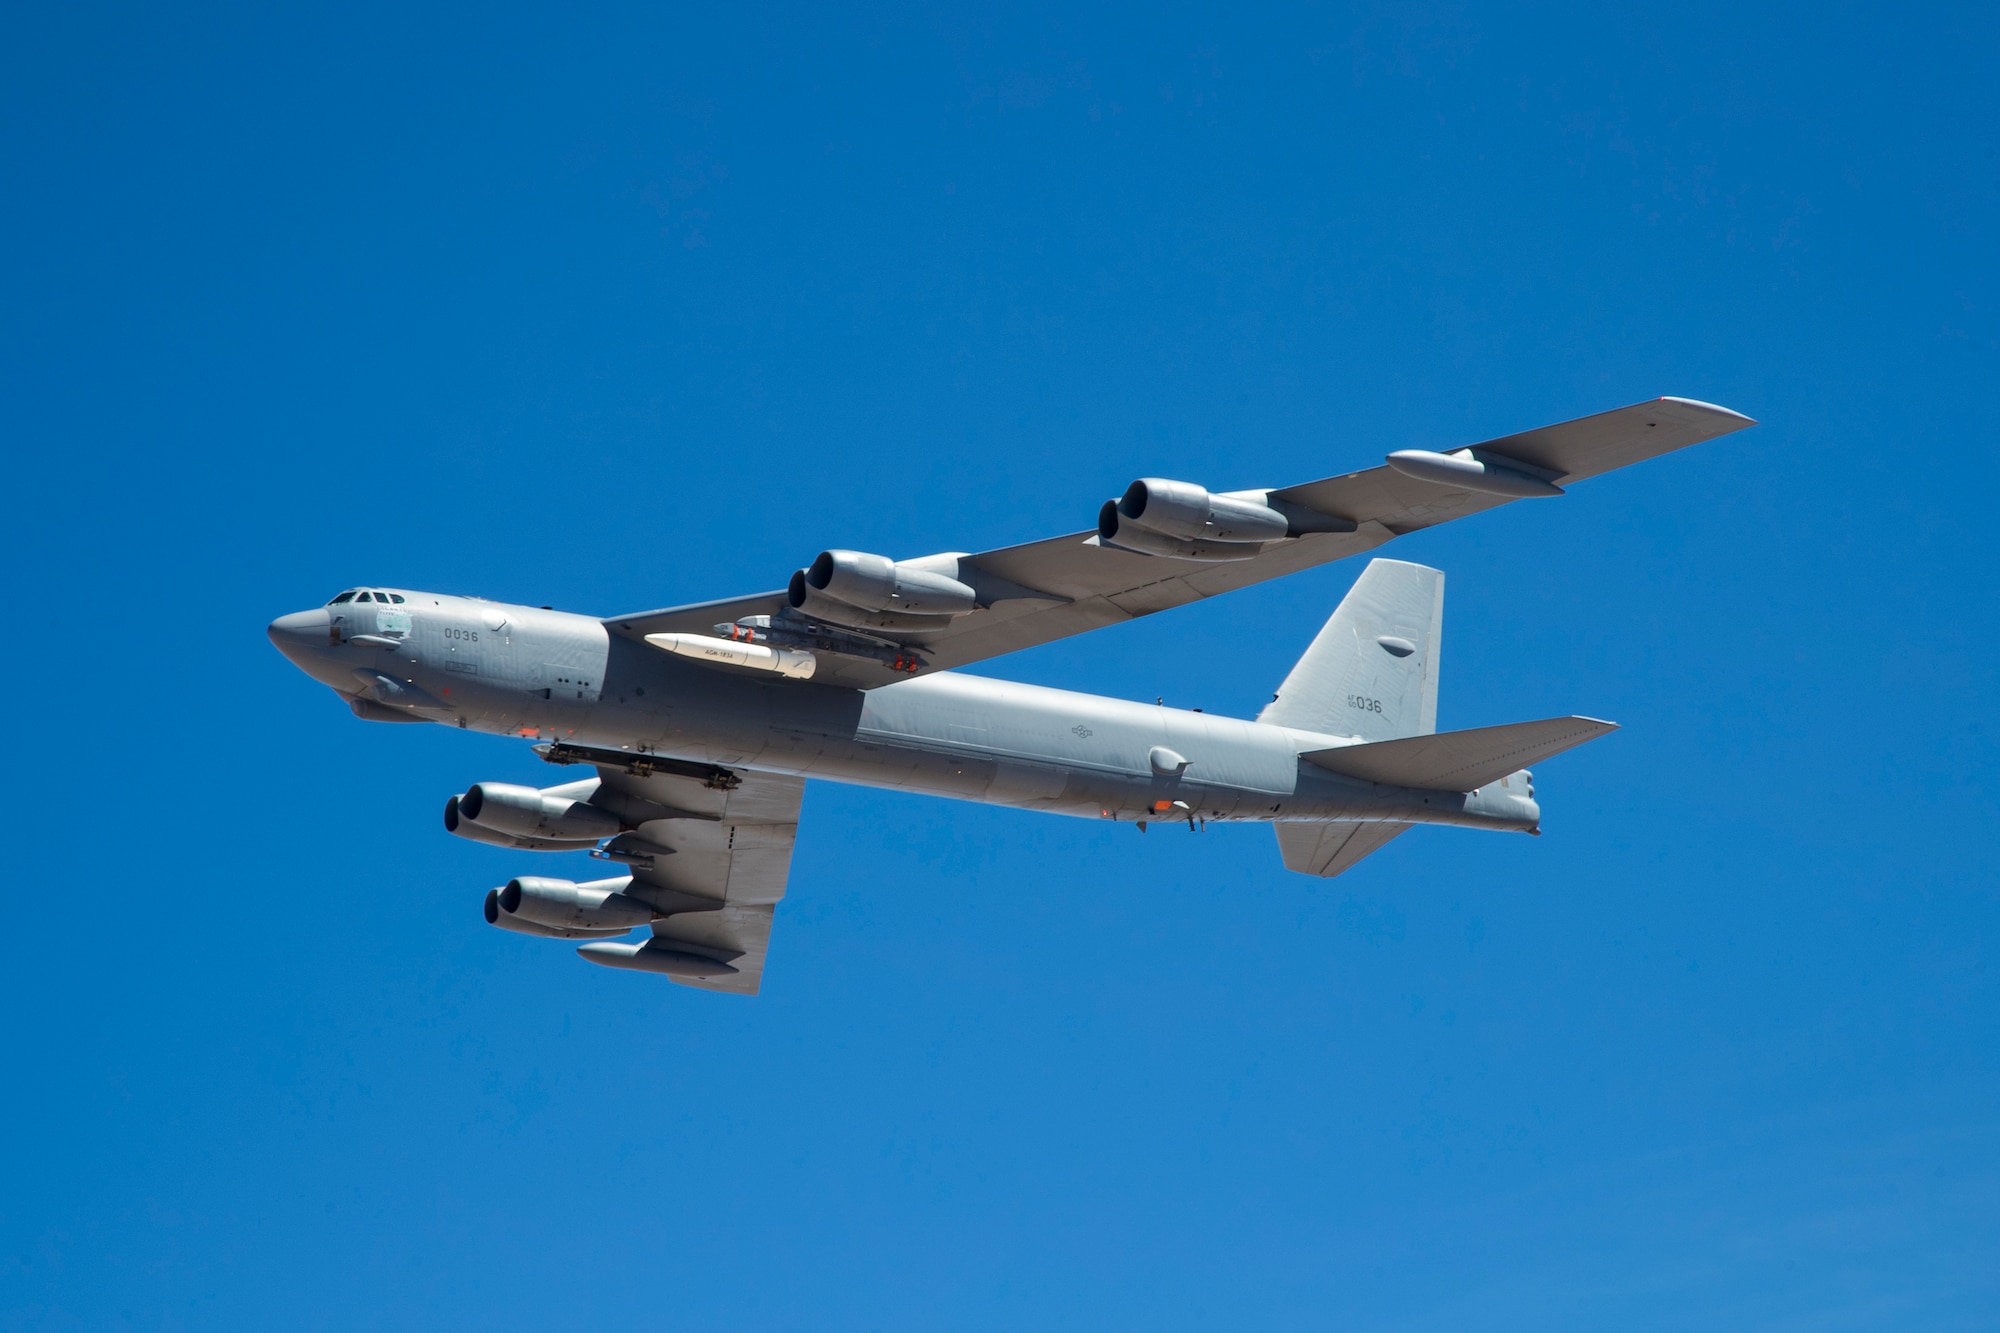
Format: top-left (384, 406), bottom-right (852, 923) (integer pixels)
top-left (792, 550), bottom-right (978, 617)
top-left (445, 794), bottom-right (599, 851)
top-left (457, 781), bottom-right (623, 843)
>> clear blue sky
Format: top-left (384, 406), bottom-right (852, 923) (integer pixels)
top-left (4, 3), bottom-right (1996, 1328)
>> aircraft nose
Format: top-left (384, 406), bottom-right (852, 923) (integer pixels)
top-left (266, 607), bottom-right (332, 662)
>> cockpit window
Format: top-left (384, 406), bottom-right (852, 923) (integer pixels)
top-left (388, 593), bottom-right (406, 603)
top-left (328, 591), bottom-right (356, 605)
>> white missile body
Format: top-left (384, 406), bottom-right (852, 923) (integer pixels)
top-left (643, 631), bottom-right (818, 679)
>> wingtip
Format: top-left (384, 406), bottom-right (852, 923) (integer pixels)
top-left (1657, 396), bottom-right (1757, 426)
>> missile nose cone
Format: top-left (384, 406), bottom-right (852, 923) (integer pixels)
top-left (267, 607), bottom-right (332, 663)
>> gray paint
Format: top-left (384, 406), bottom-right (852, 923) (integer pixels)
top-left (265, 398), bottom-right (1757, 987)
top-left (268, 576), bottom-right (1539, 835)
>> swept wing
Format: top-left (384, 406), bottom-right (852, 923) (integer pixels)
top-left (606, 397), bottom-right (1753, 688)
top-left (547, 747), bottom-right (805, 994)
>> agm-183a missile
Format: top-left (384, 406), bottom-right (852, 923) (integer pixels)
top-left (712, 616), bottom-right (928, 673)
top-left (643, 631), bottom-right (817, 679)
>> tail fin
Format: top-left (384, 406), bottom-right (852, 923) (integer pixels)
top-left (1258, 559), bottom-right (1443, 741)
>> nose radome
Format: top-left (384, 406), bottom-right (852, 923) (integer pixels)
top-left (267, 608), bottom-right (332, 662)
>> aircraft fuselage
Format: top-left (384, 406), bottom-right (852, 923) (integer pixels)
top-left (268, 588), bottom-right (1537, 832)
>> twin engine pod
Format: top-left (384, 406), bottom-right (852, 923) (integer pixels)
top-left (1097, 479), bottom-right (1353, 562)
top-left (453, 785), bottom-right (741, 976)
top-left (787, 549), bottom-right (979, 628)
top-left (444, 780), bottom-right (623, 851)
top-left (482, 876), bottom-right (739, 977)
top-left (645, 546), bottom-right (972, 676)
top-left (483, 875), bottom-right (654, 939)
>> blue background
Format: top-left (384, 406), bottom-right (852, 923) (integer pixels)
top-left (5, 3), bottom-right (1996, 1328)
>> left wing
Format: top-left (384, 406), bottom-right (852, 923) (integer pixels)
top-left (545, 745), bottom-right (805, 994)
top-left (606, 397), bottom-right (1754, 688)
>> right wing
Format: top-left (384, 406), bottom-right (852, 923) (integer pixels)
top-left (605, 397), bottom-right (1754, 688)
top-left (543, 745), bottom-right (806, 995)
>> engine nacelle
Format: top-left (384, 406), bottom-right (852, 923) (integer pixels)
top-left (1096, 505), bottom-right (1262, 562)
top-left (792, 549), bottom-right (978, 617)
top-left (1097, 479), bottom-right (1353, 561)
top-left (458, 782), bottom-right (624, 843)
top-left (786, 578), bottom-right (956, 632)
top-left (1114, 479), bottom-right (1292, 543)
top-left (482, 886), bottom-right (636, 939)
top-left (445, 794), bottom-right (599, 851)
top-left (492, 876), bottom-right (656, 932)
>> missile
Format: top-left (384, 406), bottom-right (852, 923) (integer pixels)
top-left (575, 941), bottom-right (740, 977)
top-left (1384, 449), bottom-right (1565, 498)
top-left (712, 617), bottom-right (927, 673)
top-left (644, 632), bottom-right (817, 679)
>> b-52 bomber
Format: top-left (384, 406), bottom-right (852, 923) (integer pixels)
top-left (269, 397), bottom-right (1753, 993)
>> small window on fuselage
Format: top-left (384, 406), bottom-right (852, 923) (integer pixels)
top-left (329, 591), bottom-right (356, 605)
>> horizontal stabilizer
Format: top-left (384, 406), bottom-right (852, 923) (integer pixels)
top-left (1275, 820), bottom-right (1410, 879)
top-left (1302, 716), bottom-right (1618, 792)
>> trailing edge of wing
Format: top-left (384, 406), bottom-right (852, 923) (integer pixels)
top-left (1301, 716), bottom-right (1619, 792)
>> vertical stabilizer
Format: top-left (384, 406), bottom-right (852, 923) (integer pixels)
top-left (1258, 559), bottom-right (1443, 741)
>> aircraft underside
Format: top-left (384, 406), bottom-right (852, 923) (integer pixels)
top-left (267, 396), bottom-right (1751, 991)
